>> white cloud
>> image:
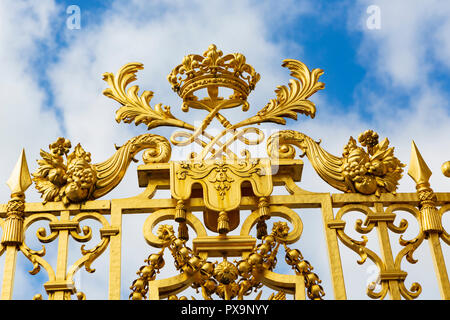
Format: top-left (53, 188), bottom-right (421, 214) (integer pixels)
top-left (354, 1), bottom-right (450, 87)
top-left (0, 0), bottom-right (61, 206)
top-left (0, 1), bottom-right (62, 297)
top-left (351, 0), bottom-right (450, 189)
top-left (345, 0), bottom-right (450, 299)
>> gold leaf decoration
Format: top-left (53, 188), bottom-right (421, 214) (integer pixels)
top-left (103, 62), bottom-right (192, 130)
top-left (232, 59), bottom-right (324, 129)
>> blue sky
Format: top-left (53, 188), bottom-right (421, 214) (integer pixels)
top-left (0, 0), bottom-right (449, 300)
top-left (38, 1), bottom-right (371, 127)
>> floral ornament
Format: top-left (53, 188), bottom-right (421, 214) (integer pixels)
top-left (33, 133), bottom-right (171, 205)
top-left (213, 260), bottom-right (239, 285)
top-left (272, 221), bottom-right (290, 240)
top-left (157, 225), bottom-right (175, 241)
top-left (49, 137), bottom-right (72, 157)
top-left (209, 165), bottom-right (234, 199)
top-left (32, 138), bottom-right (97, 205)
top-left (267, 129), bottom-right (405, 196)
top-left (358, 130), bottom-right (379, 150)
top-left (342, 131), bottom-right (405, 196)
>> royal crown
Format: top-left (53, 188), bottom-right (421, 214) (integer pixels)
top-left (167, 44), bottom-right (260, 103)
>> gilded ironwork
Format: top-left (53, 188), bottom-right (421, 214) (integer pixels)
top-left (103, 45), bottom-right (323, 162)
top-left (0, 44), bottom-right (449, 301)
top-left (33, 133), bottom-right (170, 205)
top-left (133, 219), bottom-right (323, 300)
top-left (267, 129), bottom-right (405, 196)
top-left (168, 44), bottom-right (260, 108)
top-left (171, 158), bottom-right (272, 234)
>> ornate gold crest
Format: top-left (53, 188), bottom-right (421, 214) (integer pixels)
top-left (4, 44), bottom-right (446, 301)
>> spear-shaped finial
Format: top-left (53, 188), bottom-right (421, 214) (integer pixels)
top-left (1, 149), bottom-right (32, 299)
top-left (6, 148), bottom-right (32, 196)
top-left (407, 141), bottom-right (443, 234)
top-left (2, 149), bottom-right (31, 247)
top-left (408, 140), bottom-right (432, 187)
top-left (408, 143), bottom-right (450, 299)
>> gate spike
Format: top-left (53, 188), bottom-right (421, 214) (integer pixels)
top-left (408, 141), bottom-right (432, 186)
top-left (6, 148), bottom-right (32, 196)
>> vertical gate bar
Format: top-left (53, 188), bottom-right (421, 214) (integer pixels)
top-left (407, 141), bottom-right (449, 300)
top-left (374, 203), bottom-right (401, 300)
top-left (1, 245), bottom-right (18, 299)
top-left (427, 233), bottom-right (450, 299)
top-left (53, 210), bottom-right (70, 300)
top-left (108, 200), bottom-right (122, 300)
top-left (1, 149), bottom-right (31, 300)
top-left (321, 195), bottom-right (347, 299)
top-left (294, 274), bottom-right (306, 300)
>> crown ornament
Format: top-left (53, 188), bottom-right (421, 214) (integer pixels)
top-left (101, 43), bottom-right (407, 201)
top-left (102, 44), bottom-right (325, 161)
top-left (167, 44), bottom-right (260, 112)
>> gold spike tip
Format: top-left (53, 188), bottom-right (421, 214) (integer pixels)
top-left (6, 149), bottom-right (32, 195)
top-left (407, 140), bottom-right (432, 185)
top-left (442, 161), bottom-right (450, 177)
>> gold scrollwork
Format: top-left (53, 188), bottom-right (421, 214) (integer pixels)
top-left (332, 205), bottom-right (389, 299)
top-left (333, 205), bottom-right (381, 266)
top-left (17, 211), bottom-right (118, 299)
top-left (67, 211), bottom-right (119, 277)
top-left (21, 213), bottom-right (59, 277)
top-left (241, 205), bottom-right (303, 245)
top-left (331, 204), bottom-right (425, 299)
top-left (143, 209), bottom-right (207, 248)
top-left (386, 204), bottom-right (424, 299)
